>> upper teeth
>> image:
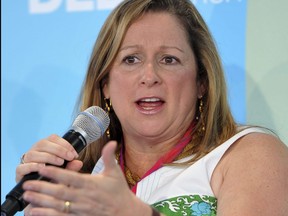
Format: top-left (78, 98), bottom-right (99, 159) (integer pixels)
top-left (141, 98), bottom-right (160, 102)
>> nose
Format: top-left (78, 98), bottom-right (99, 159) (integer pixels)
top-left (140, 63), bottom-right (161, 87)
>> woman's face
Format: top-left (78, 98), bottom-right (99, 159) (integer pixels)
top-left (103, 12), bottom-right (203, 142)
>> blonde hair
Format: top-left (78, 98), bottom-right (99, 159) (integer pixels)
top-left (77, 0), bottom-right (237, 172)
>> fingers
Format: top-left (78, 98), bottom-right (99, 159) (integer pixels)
top-left (36, 166), bottom-right (88, 188)
top-left (25, 207), bottom-right (67, 216)
top-left (21, 141), bottom-right (132, 216)
top-left (23, 177), bottom-right (79, 215)
top-left (23, 183), bottom-right (94, 216)
top-left (24, 151), bottom-right (67, 167)
top-left (101, 141), bottom-right (127, 184)
top-left (30, 141), bottom-right (121, 189)
top-left (16, 160), bottom-right (82, 184)
top-left (23, 180), bottom-right (72, 202)
top-left (102, 141), bottom-right (118, 175)
top-left (65, 160), bottom-right (83, 172)
top-left (46, 134), bottom-right (78, 156)
top-left (15, 163), bottom-right (45, 183)
top-left (26, 134), bottom-right (78, 165)
top-left (22, 171), bottom-right (91, 215)
top-left (23, 189), bottom-right (71, 216)
top-left (16, 134), bottom-right (80, 184)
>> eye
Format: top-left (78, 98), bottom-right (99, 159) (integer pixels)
top-left (123, 55), bottom-right (140, 64)
top-left (161, 56), bottom-right (180, 65)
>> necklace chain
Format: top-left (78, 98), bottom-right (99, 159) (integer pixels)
top-left (115, 141), bottom-right (194, 188)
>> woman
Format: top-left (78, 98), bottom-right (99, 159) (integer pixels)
top-left (16, 0), bottom-right (288, 215)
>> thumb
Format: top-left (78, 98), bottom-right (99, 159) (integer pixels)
top-left (102, 141), bottom-right (120, 177)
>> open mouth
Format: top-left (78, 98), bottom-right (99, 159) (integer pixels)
top-left (136, 97), bottom-right (165, 111)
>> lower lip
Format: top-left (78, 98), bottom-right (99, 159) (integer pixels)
top-left (135, 102), bottom-right (164, 115)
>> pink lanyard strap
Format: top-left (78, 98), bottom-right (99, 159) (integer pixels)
top-left (119, 123), bottom-right (194, 194)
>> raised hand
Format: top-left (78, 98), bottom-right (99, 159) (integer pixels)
top-left (22, 141), bottom-right (152, 216)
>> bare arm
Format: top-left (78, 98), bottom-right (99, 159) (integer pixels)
top-left (216, 133), bottom-right (288, 215)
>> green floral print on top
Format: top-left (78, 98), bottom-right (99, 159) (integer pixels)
top-left (151, 195), bottom-right (217, 216)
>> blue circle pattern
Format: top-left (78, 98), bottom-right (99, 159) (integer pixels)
top-left (191, 202), bottom-right (212, 216)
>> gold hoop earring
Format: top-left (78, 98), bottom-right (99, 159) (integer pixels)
top-left (104, 98), bottom-right (112, 138)
top-left (196, 97), bottom-right (205, 136)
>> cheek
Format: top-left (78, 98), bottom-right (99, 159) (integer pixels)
top-left (173, 71), bottom-right (198, 93)
top-left (108, 72), bottom-right (125, 93)
top-left (108, 67), bottom-right (139, 93)
top-left (173, 72), bottom-right (199, 106)
top-left (108, 74), bottom-right (133, 106)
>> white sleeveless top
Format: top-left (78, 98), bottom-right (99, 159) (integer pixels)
top-left (92, 127), bottom-right (266, 215)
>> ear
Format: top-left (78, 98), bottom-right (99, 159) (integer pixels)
top-left (102, 82), bottom-right (110, 99)
top-left (197, 81), bottom-right (206, 98)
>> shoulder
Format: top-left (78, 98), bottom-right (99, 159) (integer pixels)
top-left (216, 129), bottom-right (288, 179)
top-left (227, 130), bottom-right (288, 162)
top-left (214, 131), bottom-right (288, 215)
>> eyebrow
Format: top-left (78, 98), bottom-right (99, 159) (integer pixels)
top-left (119, 45), bottom-right (184, 53)
top-left (159, 45), bottom-right (184, 53)
top-left (119, 45), bottom-right (141, 52)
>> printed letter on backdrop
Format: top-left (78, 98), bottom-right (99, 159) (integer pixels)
top-left (29, 0), bottom-right (62, 14)
top-left (67, 0), bottom-right (94, 12)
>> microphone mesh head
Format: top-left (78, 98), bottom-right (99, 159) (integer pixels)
top-left (72, 106), bottom-right (110, 145)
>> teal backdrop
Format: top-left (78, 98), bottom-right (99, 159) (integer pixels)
top-left (1, 1), bottom-right (287, 214)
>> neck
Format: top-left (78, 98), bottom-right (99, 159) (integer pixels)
top-left (124, 145), bottom-right (165, 177)
top-left (121, 123), bottom-right (195, 178)
top-left (123, 134), bottom-right (184, 177)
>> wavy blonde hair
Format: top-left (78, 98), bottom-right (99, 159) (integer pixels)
top-left (77, 0), bottom-right (237, 173)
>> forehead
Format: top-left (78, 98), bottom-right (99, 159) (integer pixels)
top-left (122, 12), bottom-right (188, 46)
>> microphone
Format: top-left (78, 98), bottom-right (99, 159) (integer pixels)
top-left (1, 106), bottom-right (110, 216)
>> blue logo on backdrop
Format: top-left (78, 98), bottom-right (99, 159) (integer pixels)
top-left (28, 0), bottom-right (123, 13)
top-left (28, 0), bottom-right (243, 14)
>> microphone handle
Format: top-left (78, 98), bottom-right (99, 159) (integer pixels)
top-left (1, 130), bottom-right (86, 216)
top-left (1, 173), bottom-right (50, 216)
